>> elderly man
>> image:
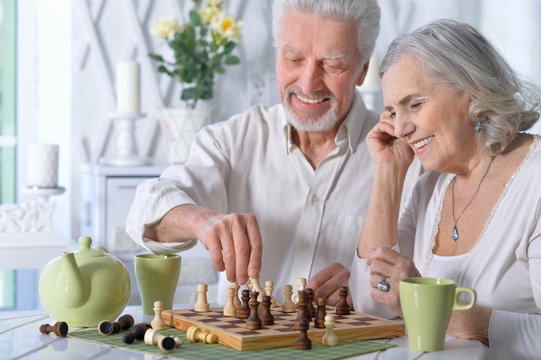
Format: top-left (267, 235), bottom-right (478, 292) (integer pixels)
top-left (127, 0), bottom-right (419, 305)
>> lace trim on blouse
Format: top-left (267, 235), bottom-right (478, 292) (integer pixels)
top-left (421, 134), bottom-right (541, 278)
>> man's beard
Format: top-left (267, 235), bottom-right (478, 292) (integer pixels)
top-left (284, 87), bottom-right (339, 132)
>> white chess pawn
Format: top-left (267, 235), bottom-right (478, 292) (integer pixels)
top-left (294, 278), bottom-right (307, 304)
top-left (249, 276), bottom-right (264, 302)
top-left (281, 284), bottom-right (296, 313)
top-left (223, 287), bottom-right (237, 317)
top-left (232, 282), bottom-right (242, 310)
top-left (144, 328), bottom-right (177, 352)
top-left (322, 314), bottom-right (339, 345)
top-left (195, 284), bottom-right (210, 312)
top-left (265, 280), bottom-right (278, 308)
top-left (151, 300), bottom-right (165, 330)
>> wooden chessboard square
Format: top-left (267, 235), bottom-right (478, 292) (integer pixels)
top-left (162, 306), bottom-right (405, 351)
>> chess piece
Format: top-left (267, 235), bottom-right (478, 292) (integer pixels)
top-left (238, 289), bottom-right (251, 319)
top-left (224, 287), bottom-right (238, 317)
top-left (98, 320), bottom-right (120, 335)
top-left (265, 280), bottom-right (278, 308)
top-left (296, 317), bottom-right (312, 350)
top-left (195, 283), bottom-right (211, 312)
top-left (122, 323), bottom-right (150, 344)
top-left (281, 284), bottom-right (296, 313)
top-left (314, 297), bottom-right (327, 328)
top-left (294, 290), bottom-right (309, 331)
top-left (39, 321), bottom-right (68, 337)
top-left (335, 286), bottom-right (351, 315)
top-left (294, 278), bottom-right (307, 303)
top-left (322, 314), bottom-right (339, 346)
top-left (232, 282), bottom-right (242, 310)
top-left (260, 295), bottom-right (274, 325)
top-left (246, 290), bottom-right (262, 330)
top-left (249, 276), bottom-right (265, 302)
top-left (186, 326), bottom-right (217, 344)
top-left (305, 288), bottom-right (316, 318)
top-left (117, 314), bottom-right (135, 330)
top-left (151, 301), bottom-right (166, 330)
top-left (144, 328), bottom-right (177, 352)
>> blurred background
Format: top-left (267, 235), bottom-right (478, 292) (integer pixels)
top-left (1, 0), bottom-right (540, 311)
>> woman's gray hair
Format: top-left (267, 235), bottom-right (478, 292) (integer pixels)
top-left (271, 0), bottom-right (380, 64)
top-left (380, 19), bottom-right (540, 154)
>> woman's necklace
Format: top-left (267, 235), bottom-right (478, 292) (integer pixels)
top-left (450, 155), bottom-right (495, 241)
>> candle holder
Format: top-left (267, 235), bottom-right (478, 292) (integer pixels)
top-left (100, 112), bottom-right (150, 166)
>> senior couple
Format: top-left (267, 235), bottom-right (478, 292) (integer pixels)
top-left (127, 1), bottom-right (541, 358)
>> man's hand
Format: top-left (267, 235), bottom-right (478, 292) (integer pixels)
top-left (307, 262), bottom-right (351, 306)
top-left (143, 204), bottom-right (263, 285)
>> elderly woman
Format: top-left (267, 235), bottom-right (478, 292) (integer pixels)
top-left (350, 19), bottom-right (540, 358)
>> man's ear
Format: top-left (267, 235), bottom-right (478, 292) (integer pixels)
top-left (356, 60), bottom-right (370, 87)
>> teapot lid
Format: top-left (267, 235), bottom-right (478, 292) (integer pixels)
top-left (76, 236), bottom-right (108, 258)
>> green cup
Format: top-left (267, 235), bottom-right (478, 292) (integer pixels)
top-left (399, 277), bottom-right (476, 352)
top-left (134, 254), bottom-right (181, 315)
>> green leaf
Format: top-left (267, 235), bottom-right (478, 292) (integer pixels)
top-left (181, 87), bottom-right (197, 101)
top-left (148, 53), bottom-right (165, 62)
top-left (224, 55), bottom-right (240, 65)
top-left (189, 10), bottom-right (201, 25)
top-left (215, 65), bottom-right (225, 74)
top-left (224, 42), bottom-right (236, 54)
top-left (157, 65), bottom-right (172, 76)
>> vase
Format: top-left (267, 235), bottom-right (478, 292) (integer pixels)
top-left (160, 105), bottom-right (216, 164)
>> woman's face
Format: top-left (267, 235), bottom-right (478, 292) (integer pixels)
top-left (381, 55), bottom-right (479, 173)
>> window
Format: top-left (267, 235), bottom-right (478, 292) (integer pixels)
top-left (0, 0), bottom-right (17, 310)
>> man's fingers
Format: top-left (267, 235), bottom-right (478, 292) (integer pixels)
top-left (230, 215), bottom-right (251, 285)
top-left (245, 215), bottom-right (262, 279)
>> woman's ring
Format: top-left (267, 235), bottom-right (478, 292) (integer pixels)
top-left (377, 279), bottom-right (390, 292)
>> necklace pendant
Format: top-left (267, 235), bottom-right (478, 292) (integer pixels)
top-left (452, 226), bottom-right (459, 241)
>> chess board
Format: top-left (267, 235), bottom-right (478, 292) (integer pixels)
top-left (162, 306), bottom-right (404, 351)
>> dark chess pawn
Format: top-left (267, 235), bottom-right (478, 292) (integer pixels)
top-left (305, 288), bottom-right (316, 318)
top-left (296, 317), bottom-right (312, 350)
top-left (335, 286), bottom-right (351, 315)
top-left (246, 290), bottom-right (262, 330)
top-left (98, 320), bottom-right (120, 335)
top-left (122, 323), bottom-right (150, 344)
top-left (39, 321), bottom-right (68, 337)
top-left (314, 297), bottom-right (327, 328)
top-left (260, 295), bottom-right (274, 325)
top-left (238, 289), bottom-right (251, 319)
top-left (117, 314), bottom-right (135, 330)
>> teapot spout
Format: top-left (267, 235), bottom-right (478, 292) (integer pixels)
top-left (58, 251), bottom-right (90, 308)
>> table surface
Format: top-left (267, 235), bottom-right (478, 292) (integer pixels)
top-left (0, 305), bottom-right (488, 360)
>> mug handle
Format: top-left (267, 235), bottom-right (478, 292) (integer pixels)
top-left (453, 287), bottom-right (476, 310)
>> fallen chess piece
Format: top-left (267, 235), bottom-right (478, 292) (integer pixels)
top-left (117, 314), bottom-right (134, 330)
top-left (186, 326), bottom-right (217, 344)
top-left (39, 321), bottom-right (68, 337)
top-left (98, 320), bottom-right (120, 335)
top-left (122, 323), bottom-right (150, 344)
top-left (144, 328), bottom-right (180, 352)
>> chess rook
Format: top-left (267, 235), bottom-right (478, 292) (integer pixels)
top-left (39, 322), bottom-right (68, 337)
top-left (238, 289), bottom-right (251, 319)
top-left (144, 328), bottom-right (177, 352)
top-left (314, 297), bottom-right (327, 328)
top-left (186, 326), bottom-right (217, 344)
top-left (151, 300), bottom-right (166, 330)
top-left (246, 290), bottom-right (262, 330)
top-left (195, 284), bottom-right (211, 312)
top-left (336, 286), bottom-right (351, 315)
top-left (281, 284), bottom-right (296, 313)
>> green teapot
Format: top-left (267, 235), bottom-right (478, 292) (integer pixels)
top-left (39, 236), bottom-right (131, 327)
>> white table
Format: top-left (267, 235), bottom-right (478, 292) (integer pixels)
top-left (0, 306), bottom-right (488, 359)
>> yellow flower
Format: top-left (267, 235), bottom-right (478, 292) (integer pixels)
top-left (199, 6), bottom-right (221, 24)
top-left (206, 0), bottom-right (223, 9)
top-left (211, 13), bottom-right (242, 43)
top-left (149, 17), bottom-right (180, 39)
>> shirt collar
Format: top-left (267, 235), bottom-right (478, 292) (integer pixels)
top-left (282, 89), bottom-right (368, 154)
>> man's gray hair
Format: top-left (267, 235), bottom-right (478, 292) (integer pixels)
top-left (271, 0), bottom-right (380, 64)
top-left (380, 19), bottom-right (540, 154)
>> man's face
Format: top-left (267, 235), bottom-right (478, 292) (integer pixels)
top-left (276, 10), bottom-right (368, 132)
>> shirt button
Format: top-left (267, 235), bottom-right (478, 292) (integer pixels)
top-left (311, 194), bottom-right (319, 203)
top-left (301, 240), bottom-right (310, 249)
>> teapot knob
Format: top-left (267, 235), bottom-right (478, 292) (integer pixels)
top-left (79, 236), bottom-right (92, 249)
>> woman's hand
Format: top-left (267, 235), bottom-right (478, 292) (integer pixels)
top-left (366, 112), bottom-right (415, 169)
top-left (367, 246), bottom-right (421, 316)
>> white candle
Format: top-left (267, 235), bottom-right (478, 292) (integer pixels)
top-left (363, 53), bottom-right (381, 88)
top-left (116, 61), bottom-right (140, 113)
top-left (27, 143), bottom-right (59, 188)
